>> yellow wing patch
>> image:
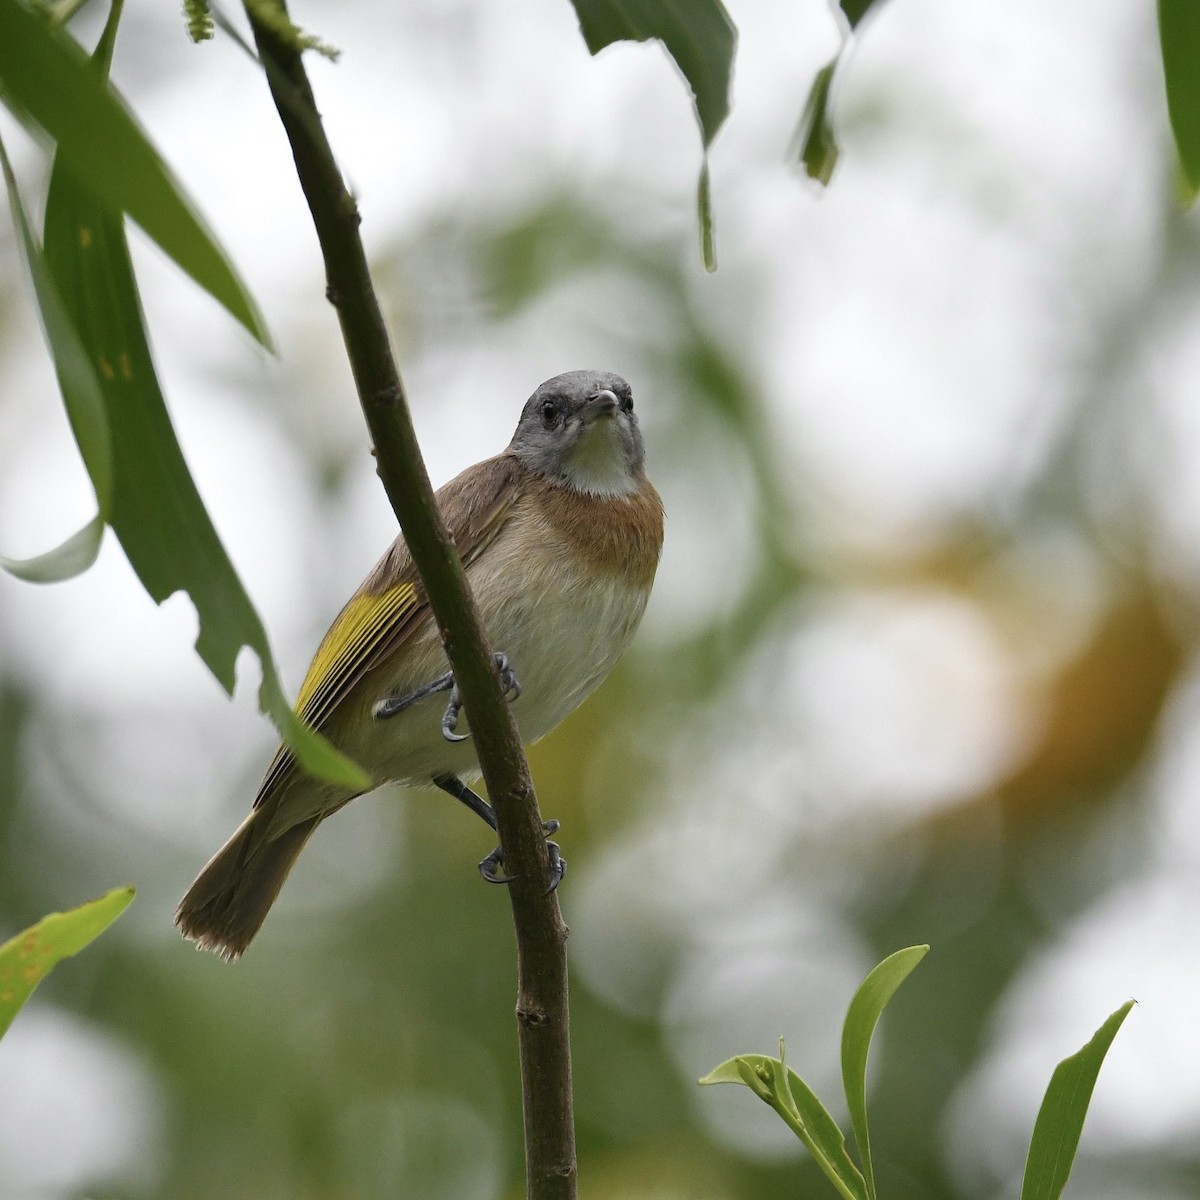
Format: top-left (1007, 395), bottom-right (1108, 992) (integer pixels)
top-left (254, 580), bottom-right (420, 808)
top-left (295, 581), bottom-right (419, 729)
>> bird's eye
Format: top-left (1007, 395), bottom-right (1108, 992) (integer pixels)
top-left (540, 399), bottom-right (559, 426)
top-left (619, 393), bottom-right (634, 413)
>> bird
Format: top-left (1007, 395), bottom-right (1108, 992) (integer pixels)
top-left (176, 370), bottom-right (664, 960)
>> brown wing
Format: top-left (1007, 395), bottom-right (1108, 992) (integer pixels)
top-left (254, 453), bottom-right (525, 806)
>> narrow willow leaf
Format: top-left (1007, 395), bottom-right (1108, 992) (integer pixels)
top-left (1020, 1001), bottom-right (1135, 1200)
top-left (0, 515), bottom-right (107, 583)
top-left (570, 0), bottom-right (736, 150)
top-left (1159, 0), bottom-right (1200, 198)
top-left (0, 0), bottom-right (270, 344)
top-left (701, 1054), bottom-right (867, 1200)
top-left (32, 2), bottom-right (368, 789)
top-left (794, 59), bottom-right (839, 185)
top-left (841, 945), bottom-right (929, 1200)
top-left (570, 0), bottom-right (735, 266)
top-left (0, 135), bottom-right (111, 582)
top-left (0, 887), bottom-right (135, 1039)
top-left (697, 160), bottom-right (716, 271)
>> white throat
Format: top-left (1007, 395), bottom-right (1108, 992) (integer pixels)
top-left (561, 421), bottom-right (638, 497)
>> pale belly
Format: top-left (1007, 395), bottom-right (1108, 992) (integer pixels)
top-left (345, 549), bottom-right (652, 787)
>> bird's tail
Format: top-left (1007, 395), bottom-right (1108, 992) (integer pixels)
top-left (175, 808), bottom-right (322, 961)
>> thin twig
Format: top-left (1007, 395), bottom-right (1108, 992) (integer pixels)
top-left (241, 6), bottom-right (576, 1197)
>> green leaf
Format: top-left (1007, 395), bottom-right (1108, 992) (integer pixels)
top-left (0, 0), bottom-right (270, 344)
top-left (570, 0), bottom-right (735, 267)
top-left (0, 135), bottom-right (111, 582)
top-left (0, 515), bottom-right (107, 583)
top-left (0, 887), bottom-right (135, 1039)
top-left (1020, 1001), bottom-right (1135, 1200)
top-left (698, 1056), bottom-right (751, 1087)
top-left (569, 0), bottom-right (735, 150)
top-left (1159, 0), bottom-right (1200, 199)
top-left (701, 1053), bottom-right (867, 1200)
top-left (839, 0), bottom-right (884, 31)
top-left (841, 945), bottom-right (929, 1200)
top-left (697, 160), bottom-right (716, 271)
top-left (19, 0), bottom-right (367, 788)
top-left (794, 58), bottom-right (840, 185)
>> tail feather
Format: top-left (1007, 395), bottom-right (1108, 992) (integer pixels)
top-left (175, 810), bottom-right (322, 961)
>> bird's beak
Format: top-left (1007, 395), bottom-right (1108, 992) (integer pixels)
top-left (581, 389), bottom-right (620, 423)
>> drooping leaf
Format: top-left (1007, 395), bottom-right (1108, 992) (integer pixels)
top-left (701, 1053), bottom-right (867, 1200)
top-left (1159, 0), bottom-right (1200, 199)
top-left (0, 888), bottom-right (135, 1039)
top-left (1020, 1001), bottom-right (1135, 1200)
top-left (0, 136), bottom-right (110, 582)
top-left (794, 58), bottom-right (840, 185)
top-left (570, 0), bottom-right (735, 149)
top-left (569, 0), bottom-right (735, 266)
top-left (0, 0), bottom-right (270, 344)
top-left (840, 945), bottom-right (929, 1200)
top-left (25, 0), bottom-right (367, 787)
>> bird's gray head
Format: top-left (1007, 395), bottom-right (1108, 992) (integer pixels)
top-left (509, 370), bottom-right (645, 497)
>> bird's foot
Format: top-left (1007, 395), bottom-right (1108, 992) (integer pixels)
top-left (372, 670), bottom-right (454, 721)
top-left (479, 820), bottom-right (567, 892)
top-left (372, 652), bottom-right (520, 742)
top-left (440, 652), bottom-right (521, 744)
top-left (433, 775), bottom-right (564, 891)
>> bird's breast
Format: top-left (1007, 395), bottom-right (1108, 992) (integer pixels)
top-left (359, 479), bottom-right (660, 785)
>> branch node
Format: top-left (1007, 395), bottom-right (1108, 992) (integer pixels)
top-left (372, 384), bottom-right (403, 411)
top-left (337, 190), bottom-right (362, 226)
top-left (517, 1005), bottom-right (552, 1027)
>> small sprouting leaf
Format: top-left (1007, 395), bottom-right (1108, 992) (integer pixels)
top-left (1020, 1001), bottom-right (1135, 1200)
top-left (183, 0), bottom-right (214, 43)
top-left (702, 1053), bottom-right (867, 1200)
top-left (244, 0), bottom-right (340, 61)
top-left (1159, 0), bottom-right (1200, 199)
top-left (698, 1056), bottom-right (750, 1087)
top-left (841, 945), bottom-right (929, 1200)
top-left (0, 0), bottom-right (270, 344)
top-left (0, 888), bottom-right (135, 1039)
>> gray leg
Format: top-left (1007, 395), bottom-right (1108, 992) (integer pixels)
top-left (373, 671), bottom-right (454, 721)
top-left (433, 774), bottom-right (565, 890)
top-left (375, 653), bottom-right (521, 744)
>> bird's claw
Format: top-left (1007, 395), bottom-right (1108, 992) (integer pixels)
top-left (439, 652), bottom-right (521, 744)
top-left (441, 684), bottom-right (469, 743)
top-left (478, 820), bottom-right (567, 893)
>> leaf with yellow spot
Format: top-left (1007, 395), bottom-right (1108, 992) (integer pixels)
top-left (0, 887), bottom-right (135, 1040)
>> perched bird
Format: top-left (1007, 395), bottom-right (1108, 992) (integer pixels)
top-left (176, 370), bottom-right (664, 959)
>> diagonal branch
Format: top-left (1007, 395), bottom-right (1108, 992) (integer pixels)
top-left (242, 7), bottom-right (577, 1198)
